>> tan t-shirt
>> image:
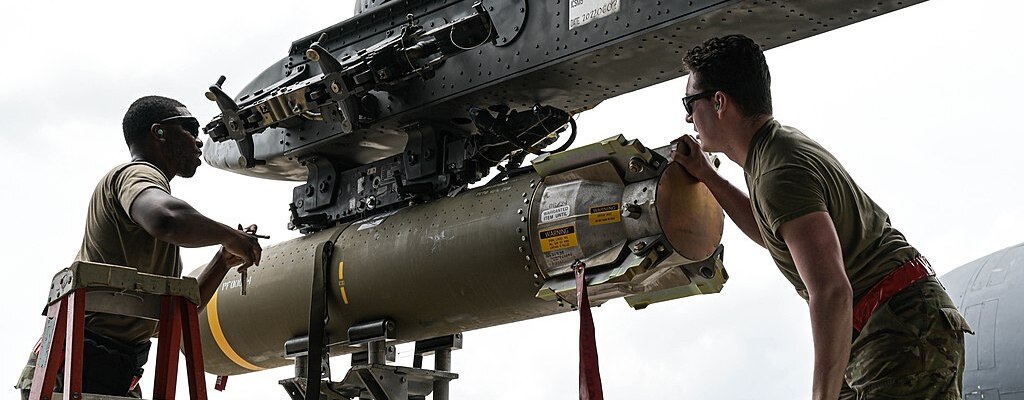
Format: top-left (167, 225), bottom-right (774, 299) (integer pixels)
top-left (79, 162), bottom-right (182, 344)
top-left (744, 120), bottom-right (919, 301)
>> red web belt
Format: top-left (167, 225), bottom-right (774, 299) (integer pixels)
top-left (852, 256), bottom-right (934, 332)
top-left (575, 261), bottom-right (605, 400)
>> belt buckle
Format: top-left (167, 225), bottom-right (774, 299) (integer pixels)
top-left (917, 256), bottom-right (935, 276)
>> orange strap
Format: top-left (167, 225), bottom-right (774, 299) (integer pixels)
top-left (852, 256), bottom-right (933, 332)
top-left (575, 261), bottom-right (604, 400)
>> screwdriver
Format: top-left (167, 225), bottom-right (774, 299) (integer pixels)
top-left (241, 268), bottom-right (248, 295)
top-left (237, 225), bottom-right (269, 296)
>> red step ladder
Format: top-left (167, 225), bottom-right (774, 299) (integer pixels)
top-left (28, 261), bottom-right (208, 400)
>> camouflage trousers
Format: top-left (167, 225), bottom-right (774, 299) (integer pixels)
top-left (839, 277), bottom-right (973, 400)
top-left (14, 332), bottom-right (149, 399)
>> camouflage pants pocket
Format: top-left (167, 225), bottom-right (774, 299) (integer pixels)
top-left (15, 350), bottom-right (37, 400)
top-left (859, 367), bottom-right (959, 399)
top-left (843, 280), bottom-right (968, 400)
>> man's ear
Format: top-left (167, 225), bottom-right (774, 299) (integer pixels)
top-left (150, 123), bottom-right (165, 141)
top-left (713, 91), bottom-right (728, 116)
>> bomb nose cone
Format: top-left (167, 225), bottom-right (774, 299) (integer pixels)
top-left (656, 162), bottom-right (724, 261)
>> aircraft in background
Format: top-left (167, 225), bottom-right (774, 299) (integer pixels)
top-left (942, 242), bottom-right (1024, 399)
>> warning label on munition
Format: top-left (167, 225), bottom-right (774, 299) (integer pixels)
top-left (569, 0), bottom-right (620, 29)
top-left (589, 203), bottom-right (621, 226)
top-left (539, 225), bottom-right (579, 252)
top-left (540, 224), bottom-right (585, 265)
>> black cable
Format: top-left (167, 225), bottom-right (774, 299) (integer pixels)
top-left (548, 117), bottom-right (577, 154)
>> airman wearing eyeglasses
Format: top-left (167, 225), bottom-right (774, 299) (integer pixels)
top-left (670, 35), bottom-right (970, 400)
top-left (16, 96), bottom-right (263, 398)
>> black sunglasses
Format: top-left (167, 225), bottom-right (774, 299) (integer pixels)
top-left (158, 115), bottom-right (201, 136)
top-left (682, 90), bottom-right (718, 115)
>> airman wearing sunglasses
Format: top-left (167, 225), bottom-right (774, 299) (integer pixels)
top-left (16, 96), bottom-right (263, 398)
top-left (671, 35), bottom-right (971, 400)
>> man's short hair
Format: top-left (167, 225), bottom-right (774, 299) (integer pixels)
top-left (683, 34), bottom-right (772, 117)
top-left (122, 96), bottom-right (187, 146)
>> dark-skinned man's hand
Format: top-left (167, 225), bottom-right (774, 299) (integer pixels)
top-left (217, 224), bottom-right (262, 272)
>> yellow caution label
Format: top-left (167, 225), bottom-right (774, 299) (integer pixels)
top-left (539, 225), bottom-right (579, 252)
top-left (589, 203), bottom-right (621, 226)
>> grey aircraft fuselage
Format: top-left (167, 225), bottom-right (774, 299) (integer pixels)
top-left (940, 242), bottom-right (1024, 399)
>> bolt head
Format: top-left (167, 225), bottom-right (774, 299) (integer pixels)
top-left (628, 159), bottom-right (643, 173)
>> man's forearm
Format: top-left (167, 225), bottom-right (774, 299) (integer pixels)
top-left (808, 286), bottom-right (853, 400)
top-left (702, 174), bottom-right (765, 247)
top-left (195, 250), bottom-right (230, 310)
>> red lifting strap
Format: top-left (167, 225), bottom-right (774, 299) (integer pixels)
top-left (852, 256), bottom-right (934, 332)
top-left (214, 376), bottom-right (229, 391)
top-left (575, 261), bottom-right (604, 400)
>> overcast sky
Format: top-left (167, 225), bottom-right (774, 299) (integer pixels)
top-left (2, 0), bottom-right (1022, 399)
